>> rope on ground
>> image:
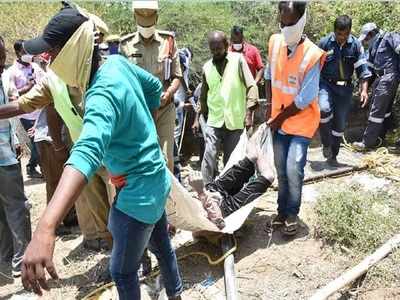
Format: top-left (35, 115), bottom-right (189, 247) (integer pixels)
top-left (146, 234), bottom-right (238, 280)
top-left (343, 136), bottom-right (400, 182)
top-left (180, 234), bottom-right (238, 266)
top-left (82, 235), bottom-right (238, 300)
top-left (361, 148), bottom-right (400, 181)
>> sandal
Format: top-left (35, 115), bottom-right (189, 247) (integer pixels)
top-left (282, 215), bottom-right (298, 236)
top-left (271, 213), bottom-right (287, 227)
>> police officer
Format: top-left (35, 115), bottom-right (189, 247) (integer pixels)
top-left (318, 15), bottom-right (371, 165)
top-left (120, 0), bottom-right (182, 172)
top-left (353, 23), bottom-right (400, 151)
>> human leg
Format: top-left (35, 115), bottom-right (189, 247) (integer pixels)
top-left (148, 212), bottom-right (183, 299)
top-left (75, 169), bottom-right (112, 249)
top-left (20, 118), bottom-right (41, 176)
top-left (273, 132), bottom-right (291, 217)
top-left (362, 75), bottom-right (399, 147)
top-left (284, 136), bottom-right (310, 217)
top-left (222, 128), bottom-right (243, 166)
top-left (108, 205), bottom-right (154, 300)
top-left (212, 158), bottom-right (255, 196)
top-left (318, 82), bottom-right (334, 158)
top-left (156, 103), bottom-right (176, 172)
top-left (0, 164), bottom-right (31, 274)
top-left (201, 125), bottom-right (222, 185)
top-left (0, 201), bottom-right (13, 263)
top-left (330, 86), bottom-right (353, 160)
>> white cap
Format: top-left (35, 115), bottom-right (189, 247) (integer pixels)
top-left (359, 22), bottom-right (378, 42)
top-left (132, 0), bottom-right (159, 10)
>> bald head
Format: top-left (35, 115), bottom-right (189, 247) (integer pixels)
top-left (208, 31), bottom-right (228, 62)
top-left (0, 36), bottom-right (6, 75)
top-left (208, 31), bottom-right (227, 44)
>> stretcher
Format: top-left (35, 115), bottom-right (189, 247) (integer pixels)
top-left (166, 125), bottom-right (273, 234)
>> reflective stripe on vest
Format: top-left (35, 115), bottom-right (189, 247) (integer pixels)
top-left (203, 52), bottom-right (246, 130)
top-left (47, 69), bottom-right (83, 142)
top-left (268, 34), bottom-right (326, 138)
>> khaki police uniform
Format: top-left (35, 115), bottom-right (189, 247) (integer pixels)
top-left (120, 30), bottom-right (182, 171)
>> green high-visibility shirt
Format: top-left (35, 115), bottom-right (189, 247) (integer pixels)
top-left (203, 52), bottom-right (247, 130)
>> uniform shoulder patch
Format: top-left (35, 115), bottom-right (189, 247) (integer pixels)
top-left (157, 30), bottom-right (175, 37)
top-left (120, 32), bottom-right (138, 43)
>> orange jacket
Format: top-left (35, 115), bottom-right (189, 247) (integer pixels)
top-left (268, 34), bottom-right (326, 138)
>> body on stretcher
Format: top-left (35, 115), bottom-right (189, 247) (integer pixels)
top-left (166, 124), bottom-right (275, 234)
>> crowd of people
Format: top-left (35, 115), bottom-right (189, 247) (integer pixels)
top-left (0, 0), bottom-right (399, 299)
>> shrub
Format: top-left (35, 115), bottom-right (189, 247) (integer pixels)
top-left (315, 183), bottom-right (400, 255)
top-left (3, 1), bottom-right (400, 73)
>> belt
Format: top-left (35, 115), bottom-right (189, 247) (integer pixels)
top-left (109, 174), bottom-right (126, 189)
top-left (324, 78), bottom-right (352, 87)
top-left (375, 69), bottom-right (397, 77)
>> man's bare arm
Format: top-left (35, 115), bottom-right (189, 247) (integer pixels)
top-left (255, 67), bottom-right (265, 84)
top-left (0, 102), bottom-right (25, 119)
top-left (22, 166), bottom-right (86, 295)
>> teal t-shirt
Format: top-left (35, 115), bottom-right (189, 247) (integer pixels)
top-left (67, 55), bottom-right (170, 224)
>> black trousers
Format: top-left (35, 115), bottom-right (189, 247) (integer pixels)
top-left (206, 158), bottom-right (271, 217)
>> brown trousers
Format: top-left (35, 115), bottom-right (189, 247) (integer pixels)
top-left (156, 102), bottom-right (176, 172)
top-left (37, 141), bottom-right (115, 242)
top-left (37, 141), bottom-right (64, 203)
top-left (37, 141), bottom-right (76, 224)
top-left (75, 167), bottom-right (115, 244)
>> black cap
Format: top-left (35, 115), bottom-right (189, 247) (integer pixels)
top-left (23, 6), bottom-right (88, 55)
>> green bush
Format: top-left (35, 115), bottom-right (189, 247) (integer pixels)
top-left (2, 1), bottom-right (400, 73)
top-left (315, 184), bottom-right (400, 255)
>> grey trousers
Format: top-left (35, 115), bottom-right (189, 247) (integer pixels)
top-left (201, 124), bottom-right (243, 185)
top-left (0, 164), bottom-right (31, 272)
top-left (363, 73), bottom-right (400, 147)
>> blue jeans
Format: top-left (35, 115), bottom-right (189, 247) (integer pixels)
top-left (108, 206), bottom-right (182, 300)
top-left (273, 132), bottom-right (310, 216)
top-left (319, 80), bottom-right (353, 158)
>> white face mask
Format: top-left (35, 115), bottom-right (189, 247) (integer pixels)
top-left (232, 43), bottom-right (243, 51)
top-left (280, 11), bottom-right (307, 47)
top-left (138, 25), bottom-right (156, 39)
top-left (21, 54), bottom-right (33, 63)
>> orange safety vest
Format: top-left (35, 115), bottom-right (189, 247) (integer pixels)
top-left (268, 34), bottom-right (326, 138)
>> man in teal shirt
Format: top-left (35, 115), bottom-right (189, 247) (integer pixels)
top-left (20, 7), bottom-right (182, 300)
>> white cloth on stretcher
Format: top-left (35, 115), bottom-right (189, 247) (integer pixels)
top-left (166, 126), bottom-right (274, 234)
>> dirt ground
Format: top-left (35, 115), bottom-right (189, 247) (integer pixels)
top-left (1, 157), bottom-right (399, 300)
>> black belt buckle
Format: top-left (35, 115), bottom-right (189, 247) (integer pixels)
top-left (325, 78), bottom-right (351, 87)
